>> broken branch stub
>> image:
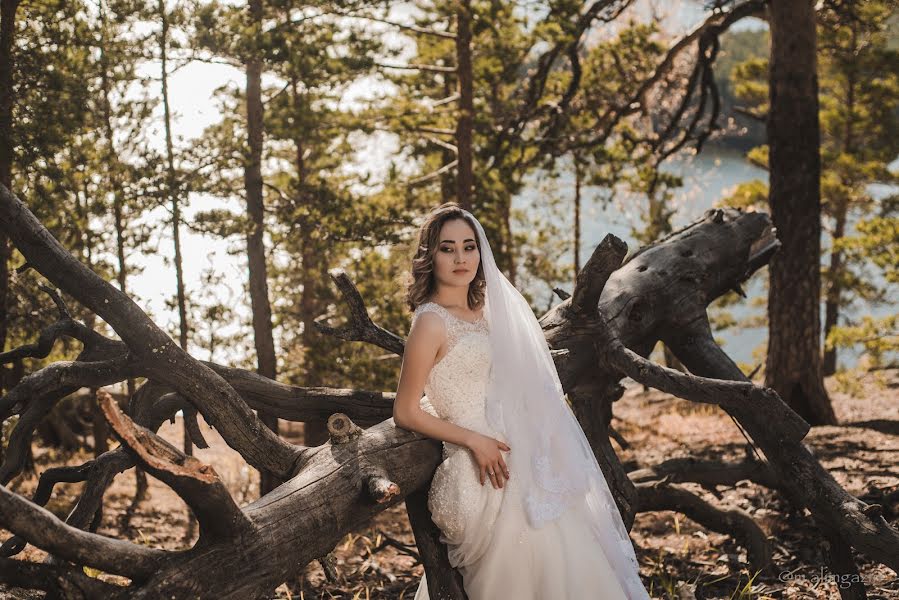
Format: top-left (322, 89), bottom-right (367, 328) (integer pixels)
top-left (98, 389), bottom-right (254, 542)
top-left (327, 412), bottom-right (364, 444)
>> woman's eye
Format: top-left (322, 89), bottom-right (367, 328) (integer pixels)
top-left (466, 246), bottom-right (476, 251)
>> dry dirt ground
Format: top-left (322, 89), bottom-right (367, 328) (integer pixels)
top-left (2, 370), bottom-right (897, 600)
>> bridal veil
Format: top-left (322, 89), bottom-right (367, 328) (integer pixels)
top-left (460, 209), bottom-right (648, 599)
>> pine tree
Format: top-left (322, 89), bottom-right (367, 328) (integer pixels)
top-left (724, 1), bottom-right (898, 386)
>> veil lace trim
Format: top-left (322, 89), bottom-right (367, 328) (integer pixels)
top-left (461, 209), bottom-right (649, 599)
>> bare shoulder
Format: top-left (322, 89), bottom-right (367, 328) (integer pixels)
top-left (401, 309), bottom-right (447, 380)
top-left (410, 309), bottom-right (446, 342)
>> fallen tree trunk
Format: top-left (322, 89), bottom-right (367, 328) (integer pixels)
top-left (1, 187), bottom-right (896, 599)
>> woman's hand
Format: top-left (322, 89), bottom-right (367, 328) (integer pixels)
top-left (465, 432), bottom-right (511, 489)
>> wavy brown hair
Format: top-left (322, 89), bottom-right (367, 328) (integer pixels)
top-left (405, 202), bottom-right (486, 313)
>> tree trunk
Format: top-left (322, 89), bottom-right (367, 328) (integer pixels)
top-left (245, 0), bottom-right (280, 495)
top-left (441, 77), bottom-right (456, 204)
top-left (159, 0), bottom-right (195, 540)
top-left (0, 0), bottom-right (20, 394)
top-left (291, 79), bottom-right (327, 447)
top-left (299, 241), bottom-right (328, 447)
top-left (454, 0), bottom-right (473, 210)
top-left (98, 0), bottom-right (128, 454)
top-left (764, 0), bottom-right (836, 425)
top-left (160, 0), bottom-right (189, 360)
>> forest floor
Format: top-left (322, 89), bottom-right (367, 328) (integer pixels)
top-left (2, 369), bottom-right (897, 600)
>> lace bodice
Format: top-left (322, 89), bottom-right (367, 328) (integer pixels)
top-left (410, 301), bottom-right (505, 561)
top-left (411, 301), bottom-right (494, 448)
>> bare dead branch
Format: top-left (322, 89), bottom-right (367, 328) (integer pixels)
top-left (408, 126), bottom-right (457, 136)
top-left (520, 0), bottom-right (766, 166)
top-left (432, 93), bottom-right (460, 107)
top-left (635, 480), bottom-right (772, 569)
top-left (375, 62), bottom-right (457, 73)
top-left (0, 294), bottom-right (119, 365)
top-left (0, 481), bottom-right (166, 580)
top-left (0, 185), bottom-right (305, 481)
top-left (1, 354), bottom-right (136, 421)
top-left (574, 209), bottom-right (899, 572)
top-left (600, 340), bottom-right (810, 442)
top-left (425, 135), bottom-right (459, 154)
top-left (0, 320), bottom-right (83, 364)
top-left (182, 404), bottom-right (209, 449)
top-left (628, 456), bottom-right (782, 493)
top-left (119, 466), bottom-right (149, 538)
top-left (347, 14), bottom-right (456, 39)
top-left (3, 381), bottom-right (198, 559)
top-left (0, 457), bottom-right (98, 557)
top-left (0, 329), bottom-right (392, 515)
top-left (570, 233), bottom-right (629, 315)
top-left (0, 556), bottom-right (129, 599)
top-left (99, 390), bottom-right (254, 541)
top-left (373, 529), bottom-right (421, 563)
top-left (200, 363), bottom-right (394, 426)
top-left (312, 269), bottom-right (406, 356)
top-left (408, 160), bottom-right (458, 186)
top-left (0, 355), bottom-right (138, 485)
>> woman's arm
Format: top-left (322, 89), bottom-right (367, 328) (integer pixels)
top-left (393, 312), bottom-right (511, 488)
top-left (393, 312), bottom-right (476, 448)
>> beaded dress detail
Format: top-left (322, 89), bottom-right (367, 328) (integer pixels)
top-left (411, 302), bottom-right (630, 600)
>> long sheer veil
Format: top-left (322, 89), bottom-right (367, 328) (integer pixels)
top-left (461, 209), bottom-right (649, 599)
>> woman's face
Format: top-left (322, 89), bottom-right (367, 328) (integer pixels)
top-left (433, 218), bottom-right (480, 289)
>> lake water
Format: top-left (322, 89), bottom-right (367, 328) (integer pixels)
top-left (514, 147), bottom-right (895, 371)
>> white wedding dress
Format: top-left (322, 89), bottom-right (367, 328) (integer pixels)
top-left (411, 301), bottom-right (637, 600)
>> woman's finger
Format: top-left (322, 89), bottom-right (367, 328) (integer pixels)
top-left (479, 465), bottom-right (486, 486)
top-left (498, 456), bottom-right (510, 479)
top-left (491, 464), bottom-right (503, 489)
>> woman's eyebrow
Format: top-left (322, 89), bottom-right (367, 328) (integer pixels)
top-left (440, 238), bottom-right (475, 243)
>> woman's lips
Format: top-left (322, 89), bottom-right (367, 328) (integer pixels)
top-left (453, 269), bottom-right (468, 274)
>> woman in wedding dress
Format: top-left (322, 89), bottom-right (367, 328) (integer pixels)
top-left (393, 203), bottom-right (651, 600)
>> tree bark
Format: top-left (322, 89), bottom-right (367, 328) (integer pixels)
top-left (441, 77), bottom-right (456, 204)
top-left (764, 0), bottom-right (836, 425)
top-left (158, 0), bottom-right (195, 541)
top-left (98, 0), bottom-right (130, 456)
top-left (0, 0), bottom-right (20, 394)
top-left (244, 0), bottom-right (280, 494)
top-left (160, 0), bottom-right (189, 359)
top-left (288, 77), bottom-right (327, 448)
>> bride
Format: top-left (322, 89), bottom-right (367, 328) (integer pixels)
top-left (393, 203), bottom-right (651, 599)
